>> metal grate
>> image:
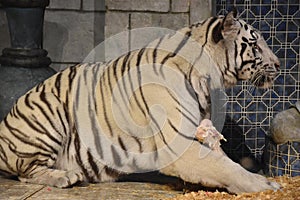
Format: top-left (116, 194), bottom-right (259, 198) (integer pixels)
top-left (266, 139), bottom-right (300, 176)
top-left (215, 0), bottom-right (300, 175)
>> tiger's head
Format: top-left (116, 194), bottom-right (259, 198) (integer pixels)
top-left (201, 10), bottom-right (280, 88)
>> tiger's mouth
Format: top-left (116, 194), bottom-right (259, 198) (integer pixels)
top-left (251, 64), bottom-right (279, 88)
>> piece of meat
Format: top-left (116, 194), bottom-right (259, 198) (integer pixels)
top-left (195, 119), bottom-right (227, 155)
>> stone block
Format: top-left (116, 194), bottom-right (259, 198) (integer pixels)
top-left (129, 27), bottom-right (176, 52)
top-left (106, 0), bottom-right (170, 12)
top-left (48, 0), bottom-right (81, 10)
top-left (171, 0), bottom-right (189, 13)
top-left (44, 11), bottom-right (104, 63)
top-left (130, 13), bottom-right (188, 51)
top-left (190, 0), bottom-right (212, 24)
top-left (0, 10), bottom-right (10, 55)
top-left (104, 11), bottom-right (130, 61)
top-left (105, 11), bottom-right (129, 38)
top-left (130, 13), bottom-right (189, 30)
top-left (83, 0), bottom-right (105, 11)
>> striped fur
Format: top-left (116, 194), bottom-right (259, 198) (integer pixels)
top-left (0, 11), bottom-right (280, 193)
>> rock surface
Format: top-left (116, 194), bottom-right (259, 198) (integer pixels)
top-left (270, 102), bottom-right (300, 144)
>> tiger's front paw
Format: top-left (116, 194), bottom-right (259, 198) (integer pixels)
top-left (19, 169), bottom-right (85, 188)
top-left (54, 171), bottom-right (85, 188)
top-left (226, 172), bottom-right (281, 194)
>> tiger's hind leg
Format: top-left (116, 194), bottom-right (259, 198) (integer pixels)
top-left (0, 92), bottom-right (81, 187)
top-left (19, 167), bottom-right (84, 188)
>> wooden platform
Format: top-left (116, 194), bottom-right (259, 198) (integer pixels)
top-left (0, 175), bottom-right (182, 200)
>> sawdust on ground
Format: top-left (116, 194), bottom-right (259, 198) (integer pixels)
top-left (167, 176), bottom-right (300, 200)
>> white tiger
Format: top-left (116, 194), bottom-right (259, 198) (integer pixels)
top-left (0, 11), bottom-right (281, 194)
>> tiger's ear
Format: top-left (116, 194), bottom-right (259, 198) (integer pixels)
top-left (212, 10), bottom-right (240, 43)
top-left (221, 10), bottom-right (240, 40)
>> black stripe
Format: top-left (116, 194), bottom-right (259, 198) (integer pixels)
top-left (20, 96), bottom-right (62, 143)
top-left (87, 148), bottom-right (100, 180)
top-left (88, 94), bottom-right (104, 159)
top-left (225, 48), bottom-right (230, 69)
top-left (118, 136), bottom-right (129, 157)
top-left (152, 36), bottom-right (164, 75)
top-left (54, 73), bottom-right (62, 98)
top-left (13, 105), bottom-right (45, 136)
top-left (242, 37), bottom-right (248, 43)
top-left (110, 57), bottom-right (121, 93)
top-left (30, 101), bottom-right (63, 143)
top-left (24, 94), bottom-right (34, 110)
top-left (224, 48), bottom-right (238, 79)
top-left (32, 117), bottom-right (62, 146)
top-left (160, 31), bottom-right (192, 67)
top-left (39, 93), bottom-right (55, 116)
top-left (83, 64), bottom-right (90, 86)
top-left (74, 129), bottom-right (91, 181)
top-left (121, 52), bottom-right (131, 75)
top-left (3, 119), bottom-right (49, 152)
top-left (121, 52), bottom-right (133, 106)
top-left (0, 146), bottom-right (16, 174)
top-left (126, 50), bottom-right (145, 116)
top-left (234, 41), bottom-right (238, 68)
top-left (36, 137), bottom-right (59, 155)
top-left (74, 79), bottom-right (82, 112)
top-left (6, 139), bottom-right (52, 159)
top-left (64, 124), bottom-right (73, 158)
top-left (166, 88), bottom-right (198, 124)
top-left (132, 136), bottom-right (143, 153)
top-left (107, 63), bottom-right (114, 94)
top-left (175, 107), bottom-right (198, 127)
top-left (56, 107), bottom-right (68, 137)
top-left (203, 17), bottom-right (218, 47)
top-left (63, 88), bottom-right (69, 113)
top-left (68, 65), bottom-right (79, 93)
top-left (34, 83), bottom-right (42, 92)
top-left (212, 21), bottom-right (223, 43)
top-left (118, 136), bottom-right (128, 153)
top-left (168, 119), bottom-right (195, 141)
top-left (240, 43), bottom-right (247, 61)
top-left (92, 63), bottom-right (102, 115)
top-left (136, 48), bottom-right (149, 117)
top-left (99, 71), bottom-right (114, 136)
top-left (113, 56), bottom-right (130, 108)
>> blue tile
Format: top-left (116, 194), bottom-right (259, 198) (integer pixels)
top-left (288, 5), bottom-right (299, 15)
top-left (262, 0), bottom-right (272, 4)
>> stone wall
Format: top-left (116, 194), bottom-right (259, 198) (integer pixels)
top-left (0, 0), bottom-right (212, 71)
top-left (44, 0), bottom-right (105, 70)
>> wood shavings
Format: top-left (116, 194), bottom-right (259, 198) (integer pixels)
top-left (168, 176), bottom-right (300, 200)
